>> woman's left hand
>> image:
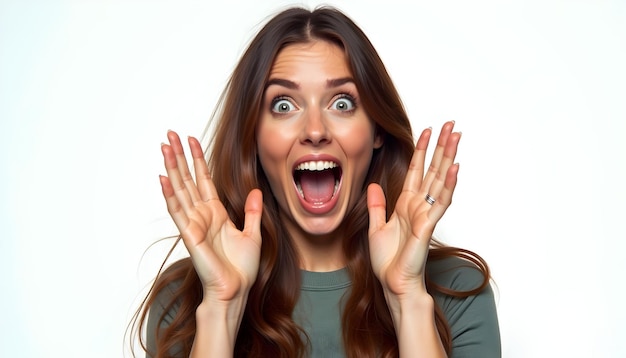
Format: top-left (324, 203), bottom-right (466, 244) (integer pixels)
top-left (367, 121), bottom-right (460, 299)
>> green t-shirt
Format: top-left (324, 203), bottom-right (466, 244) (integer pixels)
top-left (146, 257), bottom-right (500, 357)
top-left (292, 268), bottom-right (351, 357)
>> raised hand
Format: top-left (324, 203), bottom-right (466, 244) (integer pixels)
top-left (160, 131), bottom-right (263, 303)
top-left (367, 121), bottom-right (460, 298)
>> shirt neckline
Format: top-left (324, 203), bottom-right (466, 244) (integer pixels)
top-left (300, 267), bottom-right (352, 291)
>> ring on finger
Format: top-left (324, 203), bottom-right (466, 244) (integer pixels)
top-left (425, 194), bottom-right (436, 205)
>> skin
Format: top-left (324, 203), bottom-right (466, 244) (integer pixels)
top-left (159, 39), bottom-right (461, 357)
top-left (257, 40), bottom-right (383, 272)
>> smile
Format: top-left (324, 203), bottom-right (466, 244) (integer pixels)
top-left (293, 160), bottom-right (342, 209)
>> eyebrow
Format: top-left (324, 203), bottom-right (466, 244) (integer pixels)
top-left (265, 78), bottom-right (299, 90)
top-left (326, 77), bottom-right (354, 88)
top-left (264, 77), bottom-right (355, 90)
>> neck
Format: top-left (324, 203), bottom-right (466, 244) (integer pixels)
top-left (282, 215), bottom-right (347, 272)
top-left (298, 242), bottom-right (346, 272)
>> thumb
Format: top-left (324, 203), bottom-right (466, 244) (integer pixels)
top-left (367, 183), bottom-right (387, 237)
top-left (242, 189), bottom-right (263, 243)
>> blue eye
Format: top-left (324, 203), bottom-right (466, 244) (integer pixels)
top-left (272, 98), bottom-right (295, 113)
top-left (330, 95), bottom-right (356, 111)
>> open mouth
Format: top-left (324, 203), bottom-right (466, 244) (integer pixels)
top-left (293, 160), bottom-right (342, 205)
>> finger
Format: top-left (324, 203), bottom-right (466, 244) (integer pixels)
top-left (167, 131), bottom-right (202, 204)
top-left (159, 174), bottom-right (190, 230)
top-left (427, 131), bottom-right (461, 198)
top-left (428, 163), bottom-right (459, 221)
top-left (367, 183), bottom-right (387, 237)
top-left (162, 169), bottom-right (222, 279)
top-left (242, 189), bottom-right (263, 245)
top-left (422, 121), bottom-right (454, 192)
top-left (188, 136), bottom-right (219, 202)
top-left (402, 127), bottom-right (431, 193)
top-left (161, 142), bottom-right (194, 212)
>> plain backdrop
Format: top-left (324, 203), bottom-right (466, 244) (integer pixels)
top-left (1, 0), bottom-right (625, 357)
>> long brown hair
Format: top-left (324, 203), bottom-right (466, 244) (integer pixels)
top-left (128, 6), bottom-right (491, 358)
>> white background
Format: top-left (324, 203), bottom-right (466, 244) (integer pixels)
top-left (1, 0), bottom-right (625, 357)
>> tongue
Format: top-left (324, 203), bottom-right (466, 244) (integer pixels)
top-left (299, 170), bottom-right (335, 203)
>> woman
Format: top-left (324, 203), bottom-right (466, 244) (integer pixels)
top-left (129, 6), bottom-right (500, 358)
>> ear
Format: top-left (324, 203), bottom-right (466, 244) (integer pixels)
top-left (373, 130), bottom-right (384, 149)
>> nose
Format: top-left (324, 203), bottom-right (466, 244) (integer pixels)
top-left (300, 108), bottom-right (331, 146)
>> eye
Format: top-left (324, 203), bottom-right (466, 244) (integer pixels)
top-left (330, 94), bottom-right (356, 112)
top-left (271, 97), bottom-right (296, 113)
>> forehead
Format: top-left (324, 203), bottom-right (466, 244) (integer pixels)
top-left (268, 40), bottom-right (352, 80)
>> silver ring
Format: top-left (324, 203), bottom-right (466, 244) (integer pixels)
top-left (425, 194), bottom-right (436, 205)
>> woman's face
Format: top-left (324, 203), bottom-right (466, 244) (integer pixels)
top-left (257, 40), bottom-right (383, 238)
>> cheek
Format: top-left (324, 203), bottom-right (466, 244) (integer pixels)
top-left (256, 121), bottom-right (293, 188)
top-left (338, 123), bottom-right (377, 157)
top-left (258, 123), bottom-right (285, 164)
top-left (338, 123), bottom-right (377, 191)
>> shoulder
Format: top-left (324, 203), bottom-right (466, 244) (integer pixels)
top-left (426, 255), bottom-right (488, 293)
top-left (145, 262), bottom-right (190, 357)
top-left (152, 278), bottom-right (183, 312)
top-left (150, 257), bottom-right (195, 311)
top-left (147, 275), bottom-right (184, 337)
top-left (426, 255), bottom-right (501, 357)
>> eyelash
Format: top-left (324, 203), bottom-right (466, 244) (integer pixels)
top-left (331, 93), bottom-right (358, 114)
top-left (270, 95), bottom-right (295, 114)
top-left (269, 92), bottom-right (359, 114)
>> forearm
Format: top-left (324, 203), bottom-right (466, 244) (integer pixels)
top-left (387, 292), bottom-right (447, 358)
top-left (190, 297), bottom-right (247, 358)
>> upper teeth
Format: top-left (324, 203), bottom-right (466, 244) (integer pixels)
top-left (295, 161), bottom-right (338, 171)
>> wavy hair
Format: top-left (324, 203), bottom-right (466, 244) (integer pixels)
top-left (128, 6), bottom-right (490, 358)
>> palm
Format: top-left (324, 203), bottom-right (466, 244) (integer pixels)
top-left (181, 197), bottom-right (261, 299)
top-left (160, 131), bottom-right (263, 302)
top-left (368, 122), bottom-right (460, 296)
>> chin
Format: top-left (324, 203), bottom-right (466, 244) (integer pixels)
top-left (291, 202), bottom-right (349, 237)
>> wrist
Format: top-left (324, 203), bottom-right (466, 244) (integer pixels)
top-left (196, 293), bottom-right (248, 329)
top-left (385, 290), bottom-right (435, 327)
top-left (386, 293), bottom-right (446, 357)
top-left (193, 295), bottom-right (248, 355)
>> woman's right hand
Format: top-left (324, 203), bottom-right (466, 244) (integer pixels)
top-left (160, 131), bottom-right (263, 304)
